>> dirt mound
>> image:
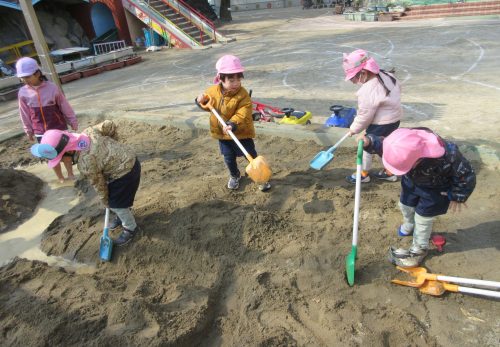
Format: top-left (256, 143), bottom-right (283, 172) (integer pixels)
top-left (0, 168), bottom-right (44, 233)
top-left (0, 135), bottom-right (40, 168)
top-left (0, 120), bottom-right (499, 346)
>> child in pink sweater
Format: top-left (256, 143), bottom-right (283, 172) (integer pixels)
top-left (343, 49), bottom-right (402, 184)
top-left (17, 57), bottom-right (78, 183)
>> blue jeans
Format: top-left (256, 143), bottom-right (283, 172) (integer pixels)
top-left (219, 139), bottom-right (257, 177)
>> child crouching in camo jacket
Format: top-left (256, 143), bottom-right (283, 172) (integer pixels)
top-left (31, 120), bottom-right (141, 246)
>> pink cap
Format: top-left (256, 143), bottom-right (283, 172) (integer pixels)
top-left (31, 129), bottom-right (90, 168)
top-left (343, 49), bottom-right (380, 81)
top-left (213, 55), bottom-right (245, 84)
top-left (382, 128), bottom-right (445, 175)
top-left (15, 57), bottom-right (40, 78)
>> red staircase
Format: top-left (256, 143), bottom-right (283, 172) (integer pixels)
top-left (401, 0), bottom-right (500, 20)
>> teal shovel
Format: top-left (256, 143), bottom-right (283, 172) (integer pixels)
top-left (346, 140), bottom-right (363, 286)
top-left (99, 208), bottom-right (113, 261)
top-left (310, 132), bottom-right (350, 170)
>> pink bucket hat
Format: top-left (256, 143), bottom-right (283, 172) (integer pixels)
top-left (15, 57), bottom-right (40, 78)
top-left (382, 128), bottom-right (446, 175)
top-left (31, 130), bottom-right (90, 168)
top-left (213, 55), bottom-right (245, 84)
top-left (343, 49), bottom-right (380, 81)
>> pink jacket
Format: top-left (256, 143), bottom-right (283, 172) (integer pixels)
top-left (18, 81), bottom-right (78, 136)
top-left (349, 72), bottom-right (402, 134)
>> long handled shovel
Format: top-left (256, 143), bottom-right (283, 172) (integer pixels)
top-left (310, 132), bottom-right (350, 170)
top-left (419, 280), bottom-right (500, 299)
top-left (392, 266), bottom-right (500, 289)
top-left (199, 95), bottom-right (272, 184)
top-left (99, 208), bottom-right (113, 261)
top-left (346, 140), bottom-right (364, 286)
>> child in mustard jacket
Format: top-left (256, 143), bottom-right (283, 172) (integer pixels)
top-left (196, 55), bottom-right (270, 191)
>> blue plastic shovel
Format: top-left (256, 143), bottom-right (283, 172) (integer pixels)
top-left (99, 208), bottom-right (113, 261)
top-left (310, 132), bottom-right (350, 170)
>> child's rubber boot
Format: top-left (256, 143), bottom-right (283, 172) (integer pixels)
top-left (109, 216), bottom-right (122, 230)
top-left (397, 225), bottom-right (413, 237)
top-left (387, 246), bottom-right (428, 268)
top-left (114, 228), bottom-right (136, 246)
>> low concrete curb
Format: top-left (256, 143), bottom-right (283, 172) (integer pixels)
top-left (118, 110), bottom-right (353, 148)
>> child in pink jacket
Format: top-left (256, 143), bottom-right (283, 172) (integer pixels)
top-left (17, 57), bottom-right (78, 183)
top-left (343, 49), bottom-right (402, 184)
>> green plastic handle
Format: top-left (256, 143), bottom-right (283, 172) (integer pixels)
top-left (356, 140), bottom-right (364, 165)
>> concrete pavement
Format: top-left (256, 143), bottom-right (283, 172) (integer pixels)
top-left (1, 7), bottom-right (499, 167)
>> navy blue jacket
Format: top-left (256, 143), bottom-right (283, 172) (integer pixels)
top-left (365, 130), bottom-right (476, 203)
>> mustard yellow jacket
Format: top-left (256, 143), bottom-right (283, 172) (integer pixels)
top-left (204, 84), bottom-right (255, 140)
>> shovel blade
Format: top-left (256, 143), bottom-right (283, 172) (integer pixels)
top-left (345, 245), bottom-right (357, 286)
top-left (419, 280), bottom-right (445, 296)
top-left (310, 151), bottom-right (333, 170)
top-left (99, 229), bottom-right (113, 262)
top-left (245, 155), bottom-right (272, 184)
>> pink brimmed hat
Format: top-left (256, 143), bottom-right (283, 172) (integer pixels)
top-left (343, 49), bottom-right (380, 81)
top-left (382, 128), bottom-right (446, 175)
top-left (15, 57), bottom-right (40, 78)
top-left (31, 130), bottom-right (90, 168)
top-left (213, 55), bottom-right (245, 84)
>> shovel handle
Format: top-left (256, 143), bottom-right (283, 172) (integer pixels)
top-left (103, 208), bottom-right (110, 237)
top-left (199, 95), bottom-right (252, 161)
top-left (352, 140), bottom-right (364, 247)
top-left (437, 275), bottom-right (500, 289)
top-left (326, 132), bottom-right (350, 154)
top-left (457, 285), bottom-right (500, 298)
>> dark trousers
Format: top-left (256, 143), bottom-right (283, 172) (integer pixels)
top-left (108, 159), bottom-right (141, 208)
top-left (219, 139), bottom-right (257, 178)
top-left (400, 176), bottom-right (450, 217)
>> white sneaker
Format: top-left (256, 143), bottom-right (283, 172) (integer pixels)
top-left (227, 176), bottom-right (240, 190)
top-left (258, 182), bottom-right (271, 192)
top-left (373, 170), bottom-right (398, 182)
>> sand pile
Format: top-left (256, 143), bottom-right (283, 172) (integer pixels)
top-left (0, 120), bottom-right (498, 346)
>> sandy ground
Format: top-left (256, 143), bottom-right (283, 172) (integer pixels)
top-left (0, 119), bottom-right (499, 346)
top-left (0, 168), bottom-right (43, 233)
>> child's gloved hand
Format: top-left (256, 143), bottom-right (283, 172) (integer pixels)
top-left (196, 94), bottom-right (209, 105)
top-left (356, 134), bottom-right (370, 147)
top-left (448, 201), bottom-right (467, 213)
top-left (223, 121), bottom-right (237, 134)
top-left (441, 191), bottom-right (468, 213)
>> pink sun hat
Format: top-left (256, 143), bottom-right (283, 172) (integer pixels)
top-left (31, 129), bottom-right (90, 168)
top-left (15, 57), bottom-right (40, 78)
top-left (382, 128), bottom-right (446, 175)
top-left (343, 49), bottom-right (380, 81)
top-left (213, 55), bottom-right (245, 84)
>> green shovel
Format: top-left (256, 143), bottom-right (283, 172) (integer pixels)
top-left (346, 140), bottom-right (364, 286)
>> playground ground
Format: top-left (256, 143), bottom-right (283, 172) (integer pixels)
top-left (0, 7), bottom-right (499, 346)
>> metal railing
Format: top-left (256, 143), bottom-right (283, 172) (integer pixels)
top-left (125, 0), bottom-right (201, 48)
top-left (159, 0), bottom-right (218, 44)
top-left (93, 40), bottom-right (127, 55)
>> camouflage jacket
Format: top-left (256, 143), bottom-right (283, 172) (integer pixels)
top-left (77, 120), bottom-right (136, 205)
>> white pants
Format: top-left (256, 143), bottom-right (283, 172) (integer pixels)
top-left (110, 207), bottom-right (137, 231)
top-left (399, 202), bottom-right (434, 251)
top-left (362, 151), bottom-right (372, 172)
